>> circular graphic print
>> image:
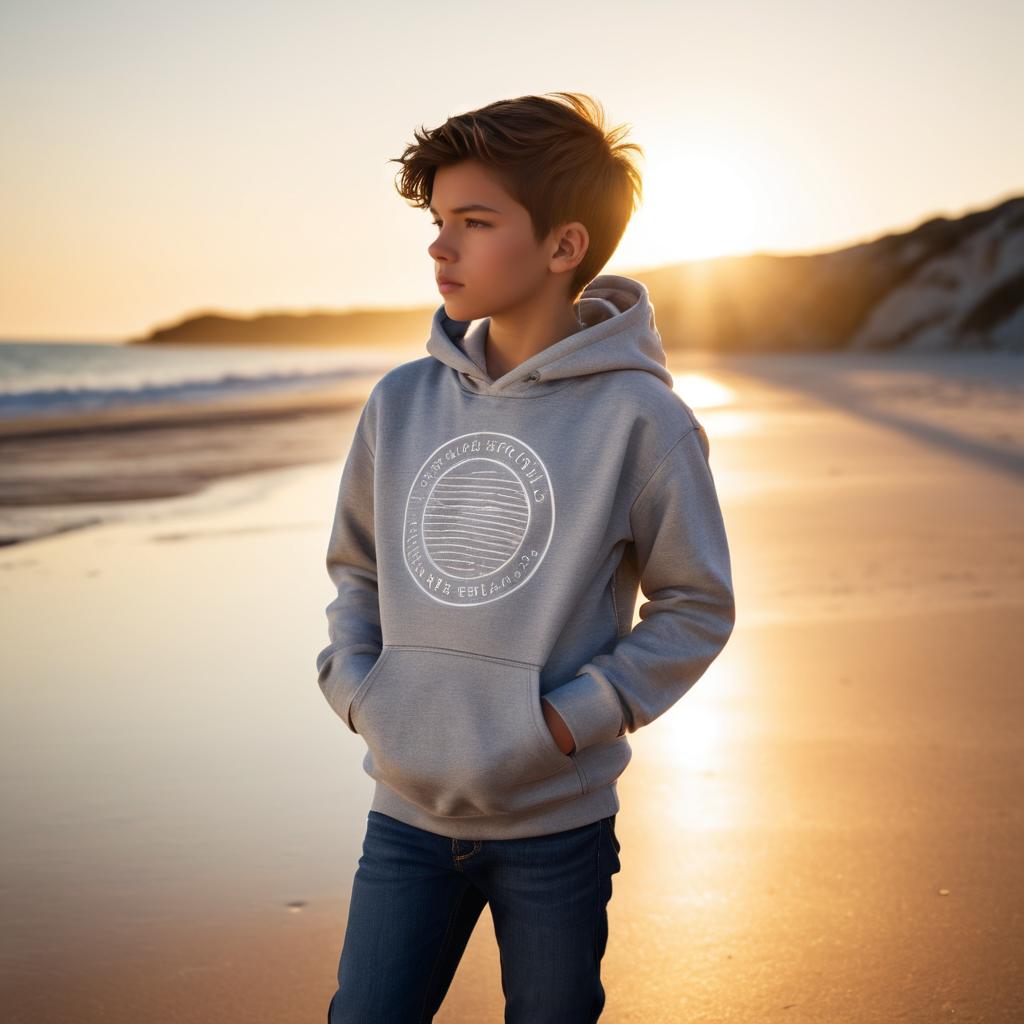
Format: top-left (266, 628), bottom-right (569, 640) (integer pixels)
top-left (403, 431), bottom-right (555, 606)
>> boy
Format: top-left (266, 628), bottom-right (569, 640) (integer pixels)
top-left (317, 92), bottom-right (736, 1023)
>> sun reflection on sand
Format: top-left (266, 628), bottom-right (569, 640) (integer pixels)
top-left (668, 371), bottom-right (755, 440)
top-left (630, 686), bottom-right (749, 834)
top-left (670, 372), bottom-right (734, 409)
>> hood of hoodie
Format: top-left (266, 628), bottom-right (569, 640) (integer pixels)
top-left (424, 273), bottom-right (674, 397)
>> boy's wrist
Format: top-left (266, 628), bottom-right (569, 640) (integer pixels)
top-left (541, 697), bottom-right (576, 755)
top-left (540, 671), bottom-right (626, 753)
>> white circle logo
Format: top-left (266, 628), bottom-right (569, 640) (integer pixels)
top-left (403, 431), bottom-right (555, 606)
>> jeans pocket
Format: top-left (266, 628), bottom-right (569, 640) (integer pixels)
top-left (349, 646), bottom-right (583, 818)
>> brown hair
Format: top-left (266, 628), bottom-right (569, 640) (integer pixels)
top-left (389, 92), bottom-right (644, 302)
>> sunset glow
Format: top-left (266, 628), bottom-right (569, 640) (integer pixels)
top-left (627, 140), bottom-right (761, 265)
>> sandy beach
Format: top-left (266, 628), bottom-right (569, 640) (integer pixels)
top-left (1, 350), bottom-right (1022, 1022)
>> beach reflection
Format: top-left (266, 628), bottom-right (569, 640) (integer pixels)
top-left (671, 371), bottom-right (736, 410)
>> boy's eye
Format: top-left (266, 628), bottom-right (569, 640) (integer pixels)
top-left (430, 218), bottom-right (489, 229)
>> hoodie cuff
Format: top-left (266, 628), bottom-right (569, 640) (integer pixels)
top-left (541, 669), bottom-right (626, 754)
top-left (317, 645), bottom-right (381, 734)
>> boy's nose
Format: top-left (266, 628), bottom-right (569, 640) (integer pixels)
top-left (428, 234), bottom-right (457, 259)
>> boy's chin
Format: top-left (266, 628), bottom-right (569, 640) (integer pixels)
top-left (441, 294), bottom-right (482, 321)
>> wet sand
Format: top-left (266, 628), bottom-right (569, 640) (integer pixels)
top-left (1, 351), bottom-right (1021, 1022)
top-left (0, 364), bottom-right (396, 546)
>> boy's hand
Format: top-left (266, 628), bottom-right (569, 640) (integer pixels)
top-left (541, 698), bottom-right (576, 755)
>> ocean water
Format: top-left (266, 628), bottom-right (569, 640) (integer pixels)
top-left (0, 339), bottom-right (401, 423)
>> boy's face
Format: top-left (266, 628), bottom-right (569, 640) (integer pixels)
top-left (427, 159), bottom-right (577, 321)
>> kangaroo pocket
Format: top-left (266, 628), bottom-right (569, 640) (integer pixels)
top-left (348, 645), bottom-right (583, 818)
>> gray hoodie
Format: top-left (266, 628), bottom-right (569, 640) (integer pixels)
top-left (316, 273), bottom-right (735, 839)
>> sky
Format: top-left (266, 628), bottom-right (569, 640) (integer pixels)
top-left (1, 0), bottom-right (1021, 341)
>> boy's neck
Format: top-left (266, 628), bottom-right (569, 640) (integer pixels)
top-left (483, 304), bottom-right (584, 381)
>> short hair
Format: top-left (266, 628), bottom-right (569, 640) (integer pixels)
top-left (390, 92), bottom-right (644, 302)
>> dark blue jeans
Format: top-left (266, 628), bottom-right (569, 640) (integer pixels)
top-left (327, 810), bottom-right (623, 1023)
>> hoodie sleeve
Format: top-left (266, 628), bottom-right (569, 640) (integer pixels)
top-left (541, 424), bottom-right (736, 754)
top-left (315, 414), bottom-right (382, 733)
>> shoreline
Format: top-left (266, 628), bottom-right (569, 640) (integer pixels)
top-left (0, 377), bottom-right (376, 547)
top-left (1, 349), bottom-right (1020, 550)
top-left (0, 371), bottom-right (378, 440)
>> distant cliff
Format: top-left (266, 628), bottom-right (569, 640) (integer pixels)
top-left (131, 193), bottom-right (1024, 353)
top-left (641, 193), bottom-right (1024, 352)
top-left (128, 306), bottom-right (434, 348)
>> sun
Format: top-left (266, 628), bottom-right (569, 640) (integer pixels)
top-left (619, 137), bottom-right (760, 267)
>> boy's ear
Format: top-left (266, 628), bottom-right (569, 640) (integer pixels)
top-left (551, 221), bottom-right (589, 269)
